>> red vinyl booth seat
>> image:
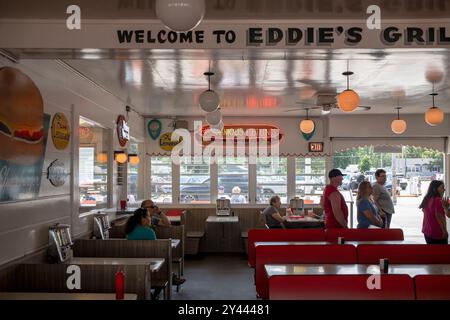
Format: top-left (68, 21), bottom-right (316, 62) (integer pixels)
top-left (247, 229), bottom-right (326, 268)
top-left (255, 244), bottom-right (357, 299)
top-left (415, 275), bottom-right (450, 300)
top-left (357, 244), bottom-right (450, 264)
top-left (325, 228), bottom-right (404, 242)
top-left (268, 274), bottom-right (415, 300)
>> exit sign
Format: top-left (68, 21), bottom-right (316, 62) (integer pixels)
top-left (308, 142), bottom-right (324, 152)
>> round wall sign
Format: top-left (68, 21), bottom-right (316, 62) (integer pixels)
top-left (51, 113), bottom-right (70, 150)
top-left (47, 159), bottom-right (68, 187)
top-left (116, 115), bottom-right (129, 147)
top-left (159, 132), bottom-right (183, 151)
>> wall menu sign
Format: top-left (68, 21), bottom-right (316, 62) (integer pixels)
top-left (51, 112), bottom-right (70, 150)
top-left (116, 115), bottom-right (129, 147)
top-left (200, 124), bottom-right (284, 146)
top-left (308, 142), bottom-right (324, 152)
top-left (2, 22), bottom-right (450, 50)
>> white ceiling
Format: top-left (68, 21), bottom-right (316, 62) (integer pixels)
top-left (61, 48), bottom-right (450, 117)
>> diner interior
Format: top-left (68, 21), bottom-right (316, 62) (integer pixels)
top-left (0, 0), bottom-right (450, 301)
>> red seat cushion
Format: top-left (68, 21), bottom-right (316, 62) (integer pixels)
top-left (357, 244), bottom-right (450, 264)
top-left (325, 228), bottom-right (404, 242)
top-left (415, 275), bottom-right (450, 300)
top-left (269, 274), bottom-right (415, 300)
top-left (247, 229), bottom-right (326, 268)
top-left (255, 244), bottom-right (357, 299)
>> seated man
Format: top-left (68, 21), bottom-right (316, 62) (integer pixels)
top-left (262, 195), bottom-right (285, 228)
top-left (141, 199), bottom-right (171, 227)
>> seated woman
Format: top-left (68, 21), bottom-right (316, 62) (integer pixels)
top-left (126, 208), bottom-right (157, 240)
top-left (262, 195), bottom-right (286, 228)
top-left (125, 208), bottom-right (186, 295)
top-left (356, 181), bottom-right (384, 229)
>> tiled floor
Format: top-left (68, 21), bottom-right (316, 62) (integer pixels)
top-left (172, 253), bottom-right (257, 300)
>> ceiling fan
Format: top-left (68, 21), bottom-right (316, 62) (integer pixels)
top-left (284, 92), bottom-right (371, 115)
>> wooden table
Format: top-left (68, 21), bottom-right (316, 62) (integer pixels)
top-left (68, 257), bottom-right (165, 273)
top-left (284, 216), bottom-right (324, 229)
top-left (0, 292), bottom-right (138, 300)
top-left (206, 216), bottom-right (239, 223)
top-left (265, 264), bottom-right (450, 277)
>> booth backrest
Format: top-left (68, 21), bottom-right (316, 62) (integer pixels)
top-left (414, 275), bottom-right (450, 300)
top-left (255, 244), bottom-right (357, 299)
top-left (0, 263), bottom-right (149, 299)
top-left (269, 274), bottom-right (415, 300)
top-left (357, 244), bottom-right (450, 264)
top-left (73, 239), bottom-right (172, 294)
top-left (325, 228), bottom-right (404, 242)
top-left (248, 229), bottom-right (326, 267)
top-left (153, 225), bottom-right (185, 262)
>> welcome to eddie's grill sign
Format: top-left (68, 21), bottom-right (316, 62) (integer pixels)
top-left (114, 23), bottom-right (450, 49)
top-left (2, 21), bottom-right (450, 49)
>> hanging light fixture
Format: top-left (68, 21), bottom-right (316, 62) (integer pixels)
top-left (114, 151), bottom-right (128, 164)
top-left (425, 86), bottom-right (444, 126)
top-left (128, 154), bottom-right (140, 165)
top-left (96, 152), bottom-right (108, 164)
top-left (299, 109), bottom-right (315, 134)
top-left (206, 109), bottom-right (222, 126)
top-left (337, 69), bottom-right (360, 113)
top-left (155, 0), bottom-right (205, 32)
top-left (199, 71), bottom-right (220, 112)
top-left (210, 120), bottom-right (224, 134)
top-left (391, 106), bottom-right (407, 134)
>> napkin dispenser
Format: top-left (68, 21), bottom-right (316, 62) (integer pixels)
top-left (93, 212), bottom-right (111, 239)
top-left (216, 198), bottom-right (231, 216)
top-left (289, 197), bottom-right (304, 216)
top-left (47, 223), bottom-right (73, 263)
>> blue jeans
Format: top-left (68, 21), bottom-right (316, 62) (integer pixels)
top-left (383, 213), bottom-right (393, 228)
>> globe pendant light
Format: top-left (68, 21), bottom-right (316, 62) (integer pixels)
top-left (337, 70), bottom-right (360, 112)
top-left (391, 107), bottom-right (407, 134)
top-left (128, 154), bottom-right (140, 165)
top-left (210, 120), bottom-right (224, 135)
top-left (155, 0), bottom-right (205, 32)
top-left (425, 90), bottom-right (444, 126)
top-left (206, 109), bottom-right (222, 126)
top-left (199, 71), bottom-right (220, 112)
top-left (299, 108), bottom-right (315, 134)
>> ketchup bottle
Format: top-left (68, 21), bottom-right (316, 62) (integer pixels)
top-left (115, 270), bottom-right (125, 300)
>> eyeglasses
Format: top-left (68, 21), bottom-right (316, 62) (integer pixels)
top-left (144, 205), bottom-right (157, 209)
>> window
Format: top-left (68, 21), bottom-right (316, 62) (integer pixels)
top-left (295, 158), bottom-right (326, 204)
top-left (127, 143), bottom-right (140, 205)
top-left (218, 157), bottom-right (248, 203)
top-left (180, 157), bottom-right (210, 204)
top-left (150, 157), bottom-right (172, 204)
top-left (257, 157), bottom-right (287, 204)
top-left (78, 117), bottom-right (109, 212)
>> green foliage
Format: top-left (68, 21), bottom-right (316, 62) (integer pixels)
top-left (359, 155), bottom-right (372, 172)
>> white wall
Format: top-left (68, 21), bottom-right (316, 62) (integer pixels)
top-left (0, 58), bottom-right (144, 266)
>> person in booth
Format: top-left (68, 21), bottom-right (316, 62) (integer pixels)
top-left (125, 208), bottom-right (186, 294)
top-left (356, 181), bottom-right (384, 229)
top-left (141, 199), bottom-right (171, 227)
top-left (262, 195), bottom-right (286, 228)
top-left (419, 180), bottom-right (450, 244)
top-left (322, 169), bottom-right (348, 228)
